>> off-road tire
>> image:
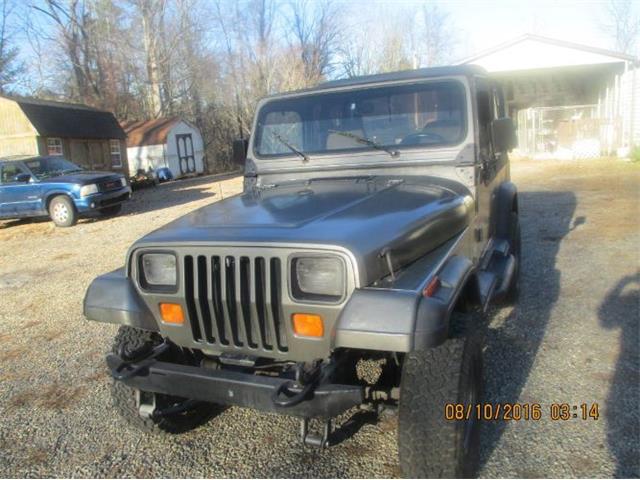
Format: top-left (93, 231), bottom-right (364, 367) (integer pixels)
top-left (110, 326), bottom-right (215, 434)
top-left (99, 204), bottom-right (122, 216)
top-left (48, 195), bottom-right (77, 227)
top-left (398, 336), bottom-right (483, 478)
top-left (505, 211), bottom-right (521, 304)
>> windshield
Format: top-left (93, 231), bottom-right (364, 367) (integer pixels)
top-left (25, 157), bottom-right (83, 180)
top-left (254, 80), bottom-right (467, 159)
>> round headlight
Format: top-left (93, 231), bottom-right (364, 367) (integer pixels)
top-left (141, 253), bottom-right (177, 288)
top-left (292, 256), bottom-right (345, 301)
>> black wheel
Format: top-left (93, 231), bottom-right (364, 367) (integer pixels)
top-left (48, 195), bottom-right (77, 227)
top-left (110, 326), bottom-right (216, 434)
top-left (505, 211), bottom-right (521, 303)
top-left (398, 336), bottom-right (483, 478)
top-left (99, 204), bottom-right (122, 216)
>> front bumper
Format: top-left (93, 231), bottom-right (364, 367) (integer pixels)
top-left (106, 354), bottom-right (365, 419)
top-left (75, 186), bottom-right (132, 212)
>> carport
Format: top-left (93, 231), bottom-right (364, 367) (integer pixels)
top-left (460, 34), bottom-right (639, 158)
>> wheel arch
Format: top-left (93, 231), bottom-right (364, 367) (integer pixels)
top-left (334, 254), bottom-right (480, 353)
top-left (44, 191), bottom-right (76, 211)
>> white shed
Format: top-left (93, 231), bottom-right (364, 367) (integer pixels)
top-left (459, 34), bottom-right (639, 158)
top-left (123, 117), bottom-right (205, 178)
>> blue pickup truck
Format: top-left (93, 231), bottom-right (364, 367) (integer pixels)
top-left (0, 155), bottom-right (131, 227)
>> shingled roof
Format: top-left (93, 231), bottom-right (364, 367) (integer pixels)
top-left (122, 117), bottom-right (182, 147)
top-left (2, 95), bottom-right (126, 140)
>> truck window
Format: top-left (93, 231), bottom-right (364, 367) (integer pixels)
top-left (0, 163), bottom-right (29, 184)
top-left (254, 80), bottom-right (467, 158)
top-left (476, 80), bottom-right (496, 159)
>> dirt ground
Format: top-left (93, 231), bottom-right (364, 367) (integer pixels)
top-left (0, 159), bottom-right (638, 478)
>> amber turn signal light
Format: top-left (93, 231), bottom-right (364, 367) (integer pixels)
top-left (159, 303), bottom-right (185, 324)
top-left (292, 313), bottom-right (324, 337)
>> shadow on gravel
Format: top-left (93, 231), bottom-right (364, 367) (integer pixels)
top-left (598, 273), bottom-right (640, 478)
top-left (479, 191), bottom-right (577, 469)
top-left (0, 216), bottom-right (50, 229)
top-left (330, 409), bottom-right (380, 446)
top-left (123, 173), bottom-right (241, 217)
top-left (123, 172), bottom-right (238, 215)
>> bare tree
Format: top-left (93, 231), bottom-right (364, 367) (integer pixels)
top-left (135, 0), bottom-right (167, 116)
top-left (337, 23), bottom-right (378, 78)
top-left (0, 0), bottom-right (22, 92)
top-left (287, 0), bottom-right (341, 85)
top-left (421, 2), bottom-right (455, 66)
top-left (601, 0), bottom-right (640, 54)
top-left (31, 0), bottom-right (94, 101)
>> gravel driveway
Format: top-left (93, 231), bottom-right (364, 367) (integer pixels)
top-left (0, 160), bottom-right (638, 478)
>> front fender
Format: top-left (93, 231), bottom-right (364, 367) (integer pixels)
top-left (333, 255), bottom-right (474, 352)
top-left (83, 268), bottom-right (159, 331)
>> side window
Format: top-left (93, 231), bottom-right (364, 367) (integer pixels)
top-left (0, 163), bottom-right (29, 184)
top-left (476, 85), bottom-right (493, 153)
top-left (492, 85), bottom-right (506, 118)
top-left (47, 138), bottom-right (63, 156)
top-left (110, 139), bottom-right (122, 167)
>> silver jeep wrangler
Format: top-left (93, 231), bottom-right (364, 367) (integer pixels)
top-left (84, 65), bottom-right (520, 478)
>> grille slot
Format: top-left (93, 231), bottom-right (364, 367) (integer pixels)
top-left (184, 255), bottom-right (288, 353)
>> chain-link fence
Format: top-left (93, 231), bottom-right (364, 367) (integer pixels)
top-left (516, 105), bottom-right (606, 159)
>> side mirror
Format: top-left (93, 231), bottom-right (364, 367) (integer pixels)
top-left (14, 173), bottom-right (31, 183)
top-left (232, 138), bottom-right (248, 166)
top-left (491, 117), bottom-right (518, 152)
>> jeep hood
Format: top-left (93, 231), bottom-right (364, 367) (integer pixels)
top-left (136, 176), bottom-right (473, 285)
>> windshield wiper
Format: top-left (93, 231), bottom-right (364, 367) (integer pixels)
top-left (328, 130), bottom-right (399, 158)
top-left (271, 131), bottom-right (310, 163)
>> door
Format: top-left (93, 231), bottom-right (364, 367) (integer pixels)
top-left (70, 141), bottom-right (90, 170)
top-left (0, 162), bottom-right (42, 217)
top-left (176, 134), bottom-right (196, 175)
top-left (473, 78), bottom-right (505, 258)
top-left (88, 142), bottom-right (104, 170)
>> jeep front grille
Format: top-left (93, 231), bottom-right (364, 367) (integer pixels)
top-left (183, 255), bottom-right (288, 353)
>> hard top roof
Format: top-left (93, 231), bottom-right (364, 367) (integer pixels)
top-left (265, 64), bottom-right (487, 99)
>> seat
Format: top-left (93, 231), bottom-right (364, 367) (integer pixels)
top-left (326, 129), bottom-right (367, 150)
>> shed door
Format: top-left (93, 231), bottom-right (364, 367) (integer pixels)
top-left (70, 141), bottom-right (89, 169)
top-left (89, 142), bottom-right (103, 170)
top-left (176, 134), bottom-right (196, 174)
top-left (70, 141), bottom-right (104, 170)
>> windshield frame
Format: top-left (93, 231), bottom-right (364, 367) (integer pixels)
top-left (251, 77), bottom-right (470, 162)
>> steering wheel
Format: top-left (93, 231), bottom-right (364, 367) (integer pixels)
top-left (400, 131), bottom-right (446, 145)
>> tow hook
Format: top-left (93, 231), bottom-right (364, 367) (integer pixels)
top-left (271, 362), bottom-right (322, 408)
top-left (106, 339), bottom-right (170, 380)
top-left (300, 417), bottom-right (332, 448)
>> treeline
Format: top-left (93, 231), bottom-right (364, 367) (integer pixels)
top-left (1, 0), bottom-right (456, 171)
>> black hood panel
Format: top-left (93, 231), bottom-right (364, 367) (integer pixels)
top-left (136, 176), bottom-right (473, 285)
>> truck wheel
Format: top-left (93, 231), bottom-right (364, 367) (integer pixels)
top-left (110, 326), bottom-right (215, 434)
top-left (99, 204), bottom-right (122, 216)
top-left (398, 336), bottom-right (483, 478)
top-left (48, 195), bottom-right (77, 227)
top-left (505, 212), bottom-right (521, 303)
